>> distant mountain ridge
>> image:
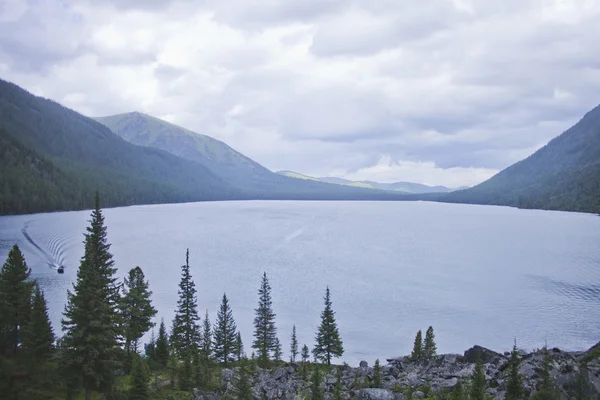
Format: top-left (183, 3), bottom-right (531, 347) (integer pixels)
top-left (277, 171), bottom-right (456, 194)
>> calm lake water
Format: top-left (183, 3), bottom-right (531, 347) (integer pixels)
top-left (0, 201), bottom-right (599, 364)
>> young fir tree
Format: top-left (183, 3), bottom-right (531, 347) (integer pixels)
top-left (179, 356), bottom-right (193, 392)
top-left (235, 331), bottom-right (244, 362)
top-left (129, 356), bottom-right (150, 400)
top-left (0, 244), bottom-right (32, 355)
top-left (233, 366), bottom-right (253, 400)
top-left (120, 266), bottom-right (157, 354)
top-left (423, 326), bottom-right (437, 360)
top-left (532, 347), bottom-right (561, 400)
top-left (451, 379), bottom-right (466, 400)
top-left (301, 344), bottom-right (310, 363)
top-left (470, 352), bottom-right (487, 400)
top-left (313, 287), bottom-right (344, 365)
top-left (310, 366), bottom-right (324, 400)
top-left (252, 272), bottom-right (277, 367)
top-left (213, 293), bottom-right (237, 367)
top-left (146, 329), bottom-right (156, 362)
top-left (61, 192), bottom-right (120, 400)
top-left (201, 310), bottom-right (213, 362)
top-left (171, 249), bottom-right (201, 357)
top-left (274, 337), bottom-right (283, 362)
top-left (411, 330), bottom-right (423, 361)
top-left (373, 359), bottom-right (382, 388)
top-left (333, 367), bottom-right (343, 400)
top-left (155, 319), bottom-right (170, 368)
top-left (290, 325), bottom-right (299, 362)
top-left (22, 283), bottom-right (55, 362)
top-left (506, 341), bottom-right (525, 400)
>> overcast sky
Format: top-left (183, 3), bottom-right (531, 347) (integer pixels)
top-left (1, 0), bottom-right (599, 187)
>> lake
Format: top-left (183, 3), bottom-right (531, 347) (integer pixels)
top-left (0, 200), bottom-right (599, 364)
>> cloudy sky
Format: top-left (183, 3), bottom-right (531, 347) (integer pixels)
top-left (1, 0), bottom-right (599, 187)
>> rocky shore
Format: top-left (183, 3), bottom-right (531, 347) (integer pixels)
top-left (195, 343), bottom-right (600, 399)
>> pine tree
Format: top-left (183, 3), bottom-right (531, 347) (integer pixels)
top-left (423, 326), bottom-right (437, 360)
top-left (146, 329), bottom-right (156, 361)
top-left (129, 356), bottom-right (150, 400)
top-left (171, 249), bottom-right (201, 358)
top-left (120, 266), bottom-right (157, 354)
top-left (22, 283), bottom-right (55, 362)
top-left (373, 359), bottom-right (382, 388)
top-left (0, 244), bottom-right (32, 355)
top-left (179, 356), bottom-right (193, 392)
top-left (213, 293), bottom-right (237, 367)
top-left (506, 341), bottom-right (525, 400)
top-left (235, 331), bottom-right (244, 362)
top-left (274, 337), bottom-right (282, 362)
top-left (252, 272), bottom-right (277, 367)
top-left (470, 352), bottom-right (486, 400)
top-left (155, 319), bottom-right (170, 368)
top-left (233, 366), bottom-right (253, 400)
top-left (411, 330), bottom-right (423, 361)
top-left (313, 287), bottom-right (344, 365)
top-left (451, 379), bottom-right (466, 400)
top-left (290, 325), bottom-right (298, 362)
top-left (301, 344), bottom-right (310, 363)
top-left (201, 310), bottom-right (213, 362)
top-left (310, 366), bottom-right (324, 400)
top-left (333, 367), bottom-right (343, 400)
top-left (532, 347), bottom-right (562, 400)
top-left (61, 192), bottom-right (120, 400)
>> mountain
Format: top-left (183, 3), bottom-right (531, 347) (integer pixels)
top-left (93, 112), bottom-right (407, 200)
top-left (277, 171), bottom-right (455, 194)
top-left (441, 104), bottom-right (600, 213)
top-left (0, 80), bottom-right (407, 215)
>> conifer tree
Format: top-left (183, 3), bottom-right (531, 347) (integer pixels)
top-left (313, 287), bottom-right (344, 365)
top-left (171, 249), bottom-right (201, 357)
top-left (146, 329), bottom-right (156, 361)
top-left (22, 283), bottom-right (55, 362)
top-left (129, 356), bottom-right (150, 400)
top-left (506, 341), bottom-right (525, 400)
top-left (373, 359), bottom-right (382, 388)
top-left (61, 192), bottom-right (120, 400)
top-left (252, 272), bottom-right (277, 367)
top-left (310, 367), bottom-right (324, 400)
top-left (423, 326), bottom-right (437, 360)
top-left (301, 344), bottom-right (310, 363)
top-left (333, 367), bottom-right (343, 400)
top-left (235, 331), bottom-right (244, 362)
top-left (470, 352), bottom-right (486, 400)
top-left (274, 337), bottom-right (282, 362)
top-left (155, 319), bottom-right (170, 368)
top-left (0, 244), bottom-right (32, 355)
top-left (290, 325), bottom-right (298, 362)
top-left (451, 379), bottom-right (466, 400)
top-left (532, 347), bottom-right (561, 400)
top-left (120, 266), bottom-right (157, 354)
top-left (213, 293), bottom-right (237, 366)
top-left (233, 366), bottom-right (253, 400)
top-left (179, 356), bottom-right (193, 392)
top-left (201, 309), bottom-right (213, 362)
top-left (411, 330), bottom-right (423, 361)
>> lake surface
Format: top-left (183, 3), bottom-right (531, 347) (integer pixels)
top-left (0, 200), bottom-right (599, 364)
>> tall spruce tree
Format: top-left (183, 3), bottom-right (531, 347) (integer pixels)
top-left (0, 244), bottom-right (32, 355)
top-left (22, 283), bottom-right (55, 362)
top-left (201, 310), bottom-right (212, 362)
top-left (120, 266), bottom-right (157, 354)
top-left (506, 341), bottom-right (525, 400)
top-left (213, 293), bottom-right (237, 367)
top-left (411, 330), bottom-right (423, 361)
top-left (423, 326), bottom-right (437, 360)
top-left (313, 287), bottom-right (344, 365)
top-left (171, 249), bottom-right (201, 357)
top-left (470, 352), bottom-right (487, 400)
top-left (290, 325), bottom-right (299, 362)
top-left (373, 359), bottom-right (382, 388)
top-left (252, 272), bottom-right (277, 367)
top-left (62, 192), bottom-right (120, 400)
top-left (233, 365), bottom-right (253, 400)
top-left (155, 320), bottom-right (170, 369)
top-left (532, 347), bottom-right (562, 400)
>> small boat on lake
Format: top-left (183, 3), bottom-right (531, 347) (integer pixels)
top-left (57, 265), bottom-right (65, 274)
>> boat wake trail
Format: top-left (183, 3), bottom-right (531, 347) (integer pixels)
top-left (21, 221), bottom-right (64, 270)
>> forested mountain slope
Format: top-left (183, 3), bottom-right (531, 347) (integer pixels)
top-left (443, 104), bottom-right (600, 213)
